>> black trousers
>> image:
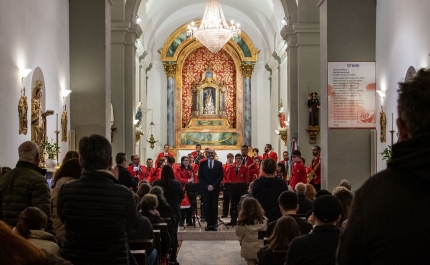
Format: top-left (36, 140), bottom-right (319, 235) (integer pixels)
top-left (201, 191), bottom-right (219, 226)
top-left (222, 193), bottom-right (230, 216)
top-left (311, 181), bottom-right (321, 192)
top-left (229, 194), bottom-right (241, 225)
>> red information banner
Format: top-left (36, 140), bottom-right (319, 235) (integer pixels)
top-left (328, 62), bottom-right (376, 129)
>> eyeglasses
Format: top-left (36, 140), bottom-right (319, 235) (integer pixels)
top-left (292, 155), bottom-right (297, 158)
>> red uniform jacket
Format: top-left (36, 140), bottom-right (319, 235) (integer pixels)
top-left (242, 156), bottom-right (256, 171)
top-left (290, 161), bottom-right (307, 191)
top-left (155, 152), bottom-right (174, 165)
top-left (126, 164), bottom-right (148, 182)
top-left (222, 163), bottom-right (235, 184)
top-left (148, 167), bottom-right (162, 183)
top-left (253, 155), bottom-right (263, 161)
top-left (309, 155), bottom-right (321, 184)
top-left (191, 151), bottom-right (203, 159)
top-left (263, 151), bottom-right (278, 162)
top-left (177, 167), bottom-right (195, 185)
top-left (226, 164), bottom-right (250, 185)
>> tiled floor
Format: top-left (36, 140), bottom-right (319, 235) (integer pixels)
top-left (177, 240), bottom-right (246, 265)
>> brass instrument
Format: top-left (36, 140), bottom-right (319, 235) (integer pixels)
top-left (307, 159), bottom-right (320, 184)
top-left (194, 152), bottom-right (205, 165)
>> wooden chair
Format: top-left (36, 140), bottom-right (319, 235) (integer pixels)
top-left (271, 249), bottom-right (289, 264)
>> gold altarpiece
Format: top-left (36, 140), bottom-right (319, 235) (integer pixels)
top-left (159, 21), bottom-right (259, 150)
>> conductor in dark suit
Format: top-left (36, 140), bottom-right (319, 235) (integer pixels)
top-left (198, 148), bottom-right (223, 231)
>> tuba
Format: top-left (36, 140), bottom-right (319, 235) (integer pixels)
top-left (194, 152), bottom-right (205, 165)
top-left (307, 159), bottom-right (320, 184)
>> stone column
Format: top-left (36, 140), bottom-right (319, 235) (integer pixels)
top-left (241, 64), bottom-right (254, 146)
top-left (163, 63), bottom-right (176, 147)
top-left (70, 0), bottom-right (112, 143)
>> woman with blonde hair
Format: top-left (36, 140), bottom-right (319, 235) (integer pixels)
top-left (235, 197), bottom-right (268, 265)
top-left (305, 183), bottom-right (317, 201)
top-left (257, 216), bottom-right (300, 264)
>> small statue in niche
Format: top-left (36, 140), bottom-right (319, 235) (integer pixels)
top-left (203, 88), bottom-right (215, 114)
top-left (135, 102), bottom-right (143, 127)
top-left (380, 106), bottom-right (387, 143)
top-left (18, 87), bottom-right (28, 135)
top-left (278, 100), bottom-right (287, 128)
top-left (307, 92), bottom-right (320, 127)
top-left (61, 105), bottom-right (68, 142)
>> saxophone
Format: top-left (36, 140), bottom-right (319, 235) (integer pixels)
top-left (307, 159), bottom-right (320, 184)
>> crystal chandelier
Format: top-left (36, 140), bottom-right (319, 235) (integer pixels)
top-left (187, 0), bottom-right (241, 54)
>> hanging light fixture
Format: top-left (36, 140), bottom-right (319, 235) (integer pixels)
top-left (187, 0), bottom-right (241, 53)
top-left (145, 109), bottom-right (159, 149)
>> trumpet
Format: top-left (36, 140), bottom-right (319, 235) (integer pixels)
top-left (307, 159), bottom-right (320, 184)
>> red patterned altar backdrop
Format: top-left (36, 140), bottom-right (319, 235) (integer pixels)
top-left (181, 47), bottom-right (236, 128)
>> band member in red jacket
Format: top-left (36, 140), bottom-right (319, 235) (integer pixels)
top-left (290, 150), bottom-right (307, 191)
top-left (177, 156), bottom-right (196, 226)
top-left (221, 153), bottom-right (235, 218)
top-left (225, 154), bottom-right (249, 226)
top-left (148, 157), bottom-right (166, 182)
top-left (155, 144), bottom-right (174, 165)
top-left (190, 144), bottom-right (202, 160)
top-left (252, 148), bottom-right (263, 161)
top-left (241, 145), bottom-right (256, 171)
top-left (248, 156), bottom-right (263, 182)
top-left (127, 155), bottom-right (154, 182)
top-left (262, 144), bottom-right (278, 162)
top-left (309, 146), bottom-right (321, 191)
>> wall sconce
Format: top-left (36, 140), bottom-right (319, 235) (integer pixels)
top-left (376, 89), bottom-right (386, 99)
top-left (20, 68), bottom-right (32, 81)
top-left (275, 129), bottom-right (288, 146)
top-left (136, 15), bottom-right (141, 23)
top-left (282, 16), bottom-right (289, 25)
top-left (62, 89), bottom-right (72, 99)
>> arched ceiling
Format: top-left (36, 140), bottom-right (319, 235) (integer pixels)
top-left (137, 0), bottom-right (291, 63)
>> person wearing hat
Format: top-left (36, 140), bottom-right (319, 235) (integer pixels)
top-left (285, 195), bottom-right (342, 265)
top-left (307, 91), bottom-right (320, 127)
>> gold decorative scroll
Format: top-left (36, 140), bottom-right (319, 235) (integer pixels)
top-left (241, 64), bottom-right (255, 78)
top-left (18, 87), bottom-right (28, 135)
top-left (163, 64), bottom-right (177, 78)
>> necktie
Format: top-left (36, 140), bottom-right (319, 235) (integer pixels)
top-left (236, 167), bottom-right (239, 175)
top-left (210, 161), bottom-right (212, 169)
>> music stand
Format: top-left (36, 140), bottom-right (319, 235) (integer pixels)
top-left (185, 183), bottom-right (202, 228)
top-left (222, 182), bottom-right (248, 227)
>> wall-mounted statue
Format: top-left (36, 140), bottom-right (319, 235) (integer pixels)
top-left (380, 106), bottom-right (386, 143)
top-left (18, 87), bottom-right (28, 135)
top-left (308, 91), bottom-right (320, 127)
top-left (61, 105), bottom-right (68, 142)
top-left (278, 100), bottom-right (287, 128)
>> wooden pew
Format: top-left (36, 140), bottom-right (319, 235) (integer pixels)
top-left (128, 238), bottom-right (154, 265)
top-left (271, 249), bottom-right (289, 264)
top-left (152, 223), bottom-right (169, 265)
top-left (131, 250), bottom-right (146, 265)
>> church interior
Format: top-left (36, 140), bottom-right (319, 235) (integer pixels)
top-left (1, 0), bottom-right (430, 264)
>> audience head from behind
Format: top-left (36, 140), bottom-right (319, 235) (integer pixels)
top-left (248, 182), bottom-right (254, 194)
top-left (62, 150), bottom-right (79, 164)
top-left (160, 164), bottom-right (175, 186)
top-left (238, 197), bottom-right (266, 226)
top-left (149, 186), bottom-right (168, 206)
top-left (140, 194), bottom-right (159, 212)
top-left (267, 216), bottom-right (300, 251)
top-left (18, 141), bottom-right (40, 166)
top-left (316, 189), bottom-right (332, 198)
top-left (312, 195), bottom-right (342, 226)
top-left (278, 191), bottom-right (299, 214)
top-left (166, 156), bottom-right (175, 167)
top-left (137, 183), bottom-right (152, 198)
top-left (333, 190), bottom-right (354, 226)
top-left (115, 152), bottom-right (127, 167)
top-left (157, 157), bottom-right (166, 169)
top-left (0, 221), bottom-right (52, 265)
top-left (305, 183), bottom-right (317, 200)
top-left (332, 185), bottom-right (348, 195)
top-left (15, 207), bottom-right (47, 239)
top-left (262, 157), bottom-right (276, 175)
top-left (295, 183), bottom-right (307, 195)
top-left (79, 134), bottom-right (112, 171)
top-left (339, 179), bottom-right (351, 191)
top-left (51, 158), bottom-right (82, 189)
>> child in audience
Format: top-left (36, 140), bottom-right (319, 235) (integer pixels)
top-left (15, 207), bottom-right (60, 256)
top-left (257, 216), bottom-right (300, 265)
top-left (235, 197), bottom-right (268, 265)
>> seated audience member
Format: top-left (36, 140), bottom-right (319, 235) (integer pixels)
top-left (116, 152), bottom-right (138, 192)
top-left (129, 194), bottom-right (158, 265)
top-left (295, 183), bottom-right (313, 215)
top-left (140, 194), bottom-right (172, 255)
top-left (257, 216), bottom-right (300, 265)
top-left (235, 197), bottom-right (268, 265)
top-left (316, 189), bottom-right (332, 197)
top-left (339, 179), bottom-right (351, 191)
top-left (149, 186), bottom-right (179, 265)
top-left (62, 150), bottom-right (79, 163)
top-left (332, 185), bottom-right (348, 195)
top-left (57, 134), bottom-right (139, 265)
top-left (305, 183), bottom-right (316, 201)
top-left (137, 182), bottom-right (152, 199)
top-left (15, 207), bottom-right (60, 256)
top-left (0, 220), bottom-right (72, 265)
top-left (286, 195), bottom-right (342, 265)
top-left (238, 181), bottom-right (254, 212)
top-left (252, 158), bottom-right (288, 223)
top-left (333, 189), bottom-right (354, 228)
top-left (266, 191), bottom-right (312, 237)
top-left (50, 158), bottom-right (82, 245)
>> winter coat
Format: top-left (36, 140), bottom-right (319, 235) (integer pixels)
top-left (28, 230), bottom-right (61, 256)
top-left (235, 217), bottom-right (268, 259)
top-left (252, 176), bottom-right (288, 223)
top-left (57, 170), bottom-right (139, 265)
top-left (0, 161), bottom-right (52, 232)
top-left (50, 176), bottom-right (77, 244)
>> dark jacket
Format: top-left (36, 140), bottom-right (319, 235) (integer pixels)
top-left (286, 225), bottom-right (340, 265)
top-left (252, 177), bottom-right (288, 223)
top-left (57, 170), bottom-right (139, 265)
top-left (337, 133), bottom-right (430, 264)
top-left (198, 159), bottom-right (224, 193)
top-left (0, 161), bottom-right (52, 232)
top-left (296, 195), bottom-right (313, 215)
top-left (153, 178), bottom-right (184, 228)
top-left (267, 214), bottom-right (312, 237)
top-left (141, 211), bottom-right (172, 253)
top-left (258, 245), bottom-right (286, 265)
top-left (117, 165), bottom-right (138, 192)
top-left (129, 213), bottom-right (154, 241)
top-left (157, 202), bottom-right (178, 248)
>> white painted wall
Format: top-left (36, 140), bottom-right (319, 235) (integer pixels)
top-left (375, 0), bottom-right (430, 172)
top-left (0, 0), bottom-right (69, 167)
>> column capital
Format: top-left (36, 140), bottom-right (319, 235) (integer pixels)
top-left (241, 64), bottom-right (255, 78)
top-left (163, 63), bottom-right (177, 78)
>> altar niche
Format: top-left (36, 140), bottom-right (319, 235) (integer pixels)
top-left (191, 67), bottom-right (227, 118)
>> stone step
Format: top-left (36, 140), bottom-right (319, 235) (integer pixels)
top-left (177, 217), bottom-right (239, 241)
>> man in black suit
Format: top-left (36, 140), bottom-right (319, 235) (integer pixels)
top-left (198, 148), bottom-right (223, 231)
top-left (116, 152), bottom-right (138, 192)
